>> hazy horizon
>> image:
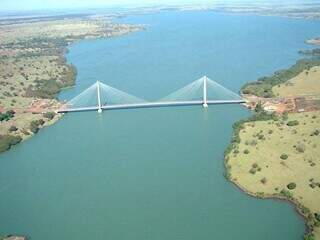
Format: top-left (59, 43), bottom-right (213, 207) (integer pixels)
top-left (1, 0), bottom-right (320, 13)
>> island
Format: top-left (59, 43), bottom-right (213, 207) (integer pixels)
top-left (306, 38), bottom-right (320, 46)
top-left (225, 52), bottom-right (320, 239)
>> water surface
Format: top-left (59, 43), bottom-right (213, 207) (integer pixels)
top-left (1, 10), bottom-right (319, 240)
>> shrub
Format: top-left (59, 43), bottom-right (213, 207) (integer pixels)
top-left (280, 154), bottom-right (288, 160)
top-left (296, 143), bottom-right (306, 153)
top-left (246, 140), bottom-right (257, 146)
top-left (280, 189), bottom-right (293, 198)
top-left (311, 129), bottom-right (319, 136)
top-left (261, 177), bottom-right (267, 184)
top-left (301, 206), bottom-right (310, 215)
top-left (287, 120), bottom-right (299, 126)
top-left (0, 135), bottom-right (22, 153)
top-left (257, 192), bottom-right (265, 197)
top-left (315, 213), bottom-right (320, 222)
top-left (25, 79), bottom-right (61, 99)
top-left (310, 183), bottom-right (316, 189)
top-left (249, 168), bottom-right (256, 174)
top-left (43, 112), bottom-right (55, 120)
top-left (0, 110), bottom-right (15, 121)
top-left (30, 120), bottom-right (40, 134)
top-left (224, 171), bottom-right (232, 180)
top-left (304, 233), bottom-right (315, 240)
top-left (243, 149), bottom-right (250, 154)
top-left (287, 182), bottom-right (297, 190)
top-left (9, 126), bottom-right (18, 132)
top-left (38, 119), bottom-right (45, 125)
top-left (282, 113), bottom-right (288, 121)
top-left (255, 102), bottom-right (264, 113)
top-left (21, 129), bottom-right (30, 136)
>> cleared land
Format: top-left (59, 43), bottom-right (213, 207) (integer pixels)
top-left (273, 66), bottom-right (320, 97)
top-left (226, 112), bottom-right (320, 239)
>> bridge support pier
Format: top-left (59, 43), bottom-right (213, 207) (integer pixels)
top-left (203, 76), bottom-right (208, 108)
top-left (97, 81), bottom-right (102, 113)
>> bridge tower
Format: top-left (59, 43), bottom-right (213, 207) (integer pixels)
top-left (203, 76), bottom-right (208, 108)
top-left (96, 81), bottom-right (102, 113)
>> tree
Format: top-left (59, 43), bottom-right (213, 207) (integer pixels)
top-left (244, 149), bottom-right (250, 154)
top-left (255, 101), bottom-right (263, 113)
top-left (0, 110), bottom-right (15, 121)
top-left (30, 120), bottom-right (40, 134)
top-left (261, 177), bottom-right (267, 184)
top-left (0, 135), bottom-right (22, 153)
top-left (296, 143), bottom-right (306, 153)
top-left (304, 233), bottom-right (315, 240)
top-left (287, 120), bottom-right (299, 126)
top-left (8, 126), bottom-right (18, 132)
top-left (43, 112), bottom-right (55, 120)
top-left (38, 119), bottom-right (45, 125)
top-left (287, 182), bottom-right (296, 190)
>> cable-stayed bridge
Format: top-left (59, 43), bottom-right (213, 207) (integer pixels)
top-left (58, 76), bottom-right (245, 113)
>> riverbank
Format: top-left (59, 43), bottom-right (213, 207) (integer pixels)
top-left (0, 13), bottom-right (142, 153)
top-left (225, 55), bottom-right (320, 239)
top-left (0, 235), bottom-right (27, 240)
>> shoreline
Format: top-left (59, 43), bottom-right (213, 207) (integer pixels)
top-left (228, 170), bottom-right (308, 218)
top-left (224, 56), bottom-right (320, 239)
top-left (0, 15), bottom-right (144, 154)
top-left (224, 143), bottom-right (313, 237)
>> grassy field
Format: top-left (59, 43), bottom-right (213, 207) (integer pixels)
top-left (273, 66), bottom-right (320, 97)
top-left (227, 52), bottom-right (320, 239)
top-left (226, 111), bottom-right (320, 239)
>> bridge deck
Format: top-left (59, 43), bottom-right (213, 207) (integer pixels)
top-left (58, 100), bottom-right (245, 113)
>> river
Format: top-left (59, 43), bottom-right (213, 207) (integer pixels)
top-left (1, 10), bottom-right (320, 240)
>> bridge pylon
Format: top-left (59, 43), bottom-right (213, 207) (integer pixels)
top-left (203, 76), bottom-right (208, 108)
top-left (96, 81), bottom-right (102, 113)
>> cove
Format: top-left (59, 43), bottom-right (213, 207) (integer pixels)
top-left (1, 10), bottom-right (320, 240)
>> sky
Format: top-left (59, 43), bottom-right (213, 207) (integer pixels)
top-left (0, 0), bottom-right (318, 12)
top-left (0, 0), bottom-right (210, 11)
